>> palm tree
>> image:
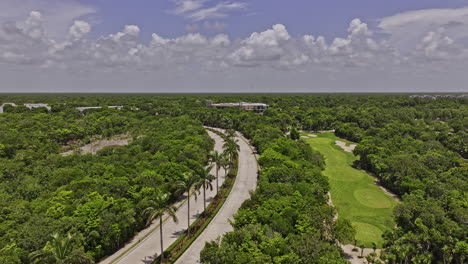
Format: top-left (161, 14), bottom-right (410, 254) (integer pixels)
top-left (220, 153), bottom-right (230, 177)
top-left (30, 233), bottom-right (94, 264)
top-left (209, 150), bottom-right (223, 195)
top-left (175, 172), bottom-right (201, 236)
top-left (143, 192), bottom-right (178, 263)
top-left (225, 129), bottom-right (236, 140)
top-left (359, 244), bottom-right (365, 258)
top-left (372, 242), bottom-right (377, 253)
top-left (196, 164), bottom-right (215, 213)
top-left (223, 138), bottom-right (240, 168)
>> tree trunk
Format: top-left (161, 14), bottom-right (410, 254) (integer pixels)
top-left (216, 167), bottom-right (219, 195)
top-left (160, 216), bottom-right (164, 262)
top-left (187, 192), bottom-right (190, 236)
top-left (203, 182), bottom-right (206, 214)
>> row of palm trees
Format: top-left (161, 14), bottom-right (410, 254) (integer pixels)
top-left (141, 130), bottom-right (240, 262)
top-left (29, 131), bottom-right (240, 264)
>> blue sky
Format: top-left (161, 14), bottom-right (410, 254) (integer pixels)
top-left (79, 0), bottom-right (468, 40)
top-left (0, 0), bottom-right (468, 92)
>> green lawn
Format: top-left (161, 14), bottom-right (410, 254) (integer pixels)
top-left (303, 132), bottom-right (397, 247)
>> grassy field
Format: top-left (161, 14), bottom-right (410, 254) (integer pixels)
top-left (303, 132), bottom-right (397, 247)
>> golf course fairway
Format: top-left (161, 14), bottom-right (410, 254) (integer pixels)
top-left (304, 132), bottom-right (397, 247)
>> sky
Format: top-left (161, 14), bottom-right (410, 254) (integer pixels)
top-left (1, 0), bottom-right (468, 93)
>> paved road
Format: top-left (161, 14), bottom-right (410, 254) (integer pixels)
top-left (99, 130), bottom-right (226, 264)
top-left (175, 129), bottom-right (258, 264)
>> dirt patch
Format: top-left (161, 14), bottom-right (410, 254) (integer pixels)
top-left (327, 192), bottom-right (338, 221)
top-left (340, 244), bottom-right (382, 264)
top-left (336, 140), bottom-right (357, 153)
top-left (61, 135), bottom-right (132, 156)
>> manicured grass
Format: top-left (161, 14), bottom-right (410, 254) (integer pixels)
top-left (303, 132), bottom-right (397, 247)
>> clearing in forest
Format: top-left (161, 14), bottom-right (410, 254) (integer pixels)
top-left (61, 134), bottom-right (132, 156)
top-left (303, 132), bottom-right (397, 247)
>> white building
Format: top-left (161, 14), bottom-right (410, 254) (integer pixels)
top-left (0, 103), bottom-right (17, 113)
top-left (207, 101), bottom-right (269, 111)
top-left (24, 103), bottom-right (51, 111)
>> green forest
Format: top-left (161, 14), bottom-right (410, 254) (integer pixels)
top-left (0, 94), bottom-right (466, 264)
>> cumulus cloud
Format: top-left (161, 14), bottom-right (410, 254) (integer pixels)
top-left (227, 24), bottom-right (297, 67)
top-left (418, 30), bottom-right (457, 60)
top-left (68, 20), bottom-right (91, 40)
top-left (0, 0), bottom-right (95, 39)
top-left (0, 11), bottom-right (51, 65)
top-left (211, 34), bottom-right (230, 47)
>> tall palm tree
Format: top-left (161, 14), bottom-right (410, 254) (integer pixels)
top-left (143, 192), bottom-right (178, 263)
top-left (225, 129), bottom-right (236, 140)
top-left (30, 233), bottom-right (94, 264)
top-left (220, 153), bottom-right (230, 177)
top-left (223, 138), bottom-right (240, 166)
top-left (174, 172), bottom-right (201, 236)
top-left (209, 150), bottom-right (223, 195)
top-left (196, 164), bottom-right (215, 213)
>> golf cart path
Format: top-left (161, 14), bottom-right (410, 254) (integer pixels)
top-left (175, 128), bottom-right (258, 264)
top-left (99, 129), bottom-right (226, 264)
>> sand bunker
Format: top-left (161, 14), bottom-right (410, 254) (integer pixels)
top-left (336, 140), bottom-right (356, 152)
top-left (308, 134), bottom-right (317, 137)
top-left (61, 135), bottom-right (132, 156)
top-left (301, 135), bottom-right (309, 138)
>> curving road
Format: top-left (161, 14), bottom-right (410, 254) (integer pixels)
top-left (99, 128), bottom-right (258, 264)
top-left (175, 128), bottom-right (258, 264)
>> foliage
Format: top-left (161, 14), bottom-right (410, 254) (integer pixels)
top-left (200, 119), bottom-right (345, 263)
top-left (1, 94), bottom-right (466, 263)
top-left (0, 100), bottom-right (213, 262)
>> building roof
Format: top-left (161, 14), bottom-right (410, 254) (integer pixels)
top-left (211, 102), bottom-right (269, 107)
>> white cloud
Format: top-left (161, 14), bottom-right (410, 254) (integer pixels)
top-left (23, 11), bottom-right (44, 39)
top-left (173, 0), bottom-right (207, 15)
top-left (0, 11), bottom-right (51, 65)
top-left (211, 34), bottom-right (230, 47)
top-left (68, 20), bottom-right (91, 40)
top-left (418, 30), bottom-right (456, 59)
top-left (151, 33), bottom-right (170, 46)
top-left (244, 24), bottom-right (290, 46)
top-left (227, 24), bottom-right (292, 67)
top-left (171, 0), bottom-right (246, 22)
top-left (174, 33), bottom-right (208, 45)
top-left (0, 0), bottom-right (95, 40)
top-left (379, 6), bottom-right (468, 52)
top-left (188, 1), bottom-right (247, 21)
top-left (90, 25), bottom-right (142, 67)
